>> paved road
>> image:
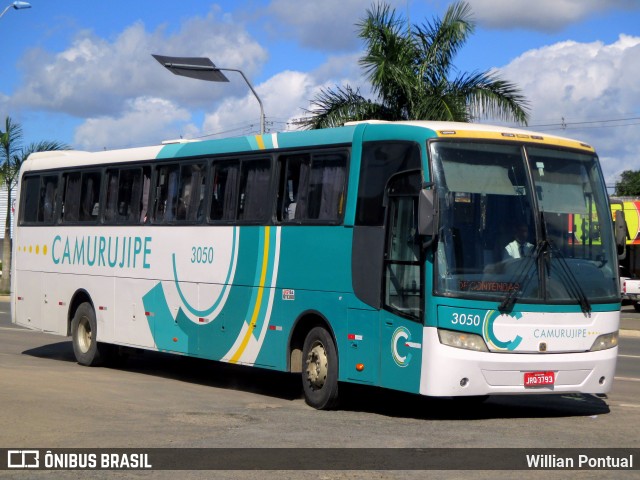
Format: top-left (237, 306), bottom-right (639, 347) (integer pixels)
top-left (1, 298), bottom-right (639, 479)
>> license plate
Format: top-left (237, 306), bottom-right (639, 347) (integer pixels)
top-left (524, 371), bottom-right (555, 387)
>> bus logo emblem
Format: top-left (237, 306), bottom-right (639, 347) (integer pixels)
top-left (391, 326), bottom-right (412, 368)
top-left (282, 289), bottom-right (295, 301)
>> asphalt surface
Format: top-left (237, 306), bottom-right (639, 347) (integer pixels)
top-left (619, 305), bottom-right (640, 334)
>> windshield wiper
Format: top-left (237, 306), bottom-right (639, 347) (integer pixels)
top-left (498, 240), bottom-right (544, 314)
top-left (548, 242), bottom-right (592, 315)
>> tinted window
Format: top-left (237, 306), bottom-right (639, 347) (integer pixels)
top-left (238, 159), bottom-right (272, 221)
top-left (21, 176), bottom-right (41, 223)
top-left (356, 142), bottom-right (421, 226)
top-left (210, 161), bottom-right (240, 222)
top-left (104, 167), bottom-right (151, 224)
top-left (62, 172), bottom-right (82, 222)
top-left (209, 158), bottom-right (273, 223)
top-left (61, 171), bottom-right (102, 223)
top-left (154, 164), bottom-right (179, 223)
top-left (277, 150), bottom-right (347, 223)
top-left (176, 163), bottom-right (206, 222)
top-left (39, 175), bottom-right (60, 223)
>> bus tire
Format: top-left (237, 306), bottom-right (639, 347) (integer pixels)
top-left (71, 302), bottom-right (105, 367)
top-left (302, 326), bottom-right (339, 410)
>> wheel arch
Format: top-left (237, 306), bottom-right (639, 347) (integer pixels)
top-left (287, 310), bottom-right (337, 373)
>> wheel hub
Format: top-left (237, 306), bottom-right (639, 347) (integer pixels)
top-left (77, 317), bottom-right (92, 353)
top-left (305, 342), bottom-right (328, 390)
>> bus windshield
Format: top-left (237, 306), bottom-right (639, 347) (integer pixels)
top-left (431, 141), bottom-right (619, 305)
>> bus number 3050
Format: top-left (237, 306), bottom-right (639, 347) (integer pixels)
top-left (191, 246), bottom-right (214, 264)
top-left (450, 312), bottom-right (481, 327)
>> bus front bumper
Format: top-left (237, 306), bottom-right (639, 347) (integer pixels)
top-left (419, 327), bottom-right (618, 397)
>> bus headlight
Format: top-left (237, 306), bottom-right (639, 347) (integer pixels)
top-left (589, 331), bottom-right (619, 352)
top-left (438, 329), bottom-right (489, 352)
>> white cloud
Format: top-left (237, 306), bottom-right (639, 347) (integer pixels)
top-left (265, 0), bottom-right (408, 51)
top-left (499, 34), bottom-right (640, 185)
top-left (200, 52), bottom-right (367, 137)
top-left (74, 96), bottom-right (193, 150)
top-left (10, 7), bottom-right (267, 117)
top-left (21, 0), bottom-right (370, 151)
top-left (467, 0), bottom-right (639, 32)
top-left (201, 70), bottom-right (319, 137)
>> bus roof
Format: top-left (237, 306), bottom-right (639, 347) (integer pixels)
top-left (347, 120), bottom-right (595, 152)
top-left (22, 120), bottom-right (595, 172)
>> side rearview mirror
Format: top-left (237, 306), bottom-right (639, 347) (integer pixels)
top-left (615, 209), bottom-right (627, 260)
top-left (418, 187), bottom-right (439, 237)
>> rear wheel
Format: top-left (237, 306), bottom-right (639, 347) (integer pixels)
top-left (71, 302), bottom-right (106, 366)
top-left (634, 302), bottom-right (640, 313)
top-left (302, 326), bottom-right (339, 410)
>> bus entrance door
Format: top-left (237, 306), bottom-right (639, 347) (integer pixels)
top-left (378, 170), bottom-right (424, 394)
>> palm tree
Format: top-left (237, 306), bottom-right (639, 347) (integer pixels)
top-left (0, 116), bottom-right (70, 291)
top-left (303, 1), bottom-right (529, 129)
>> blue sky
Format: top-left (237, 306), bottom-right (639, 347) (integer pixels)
top-left (1, 0), bottom-right (639, 188)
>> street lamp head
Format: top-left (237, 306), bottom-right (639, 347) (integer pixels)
top-left (152, 53), bottom-right (266, 135)
top-left (0, 0), bottom-right (30, 19)
top-left (151, 54), bottom-right (229, 83)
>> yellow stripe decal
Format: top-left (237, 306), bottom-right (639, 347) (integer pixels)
top-left (435, 129), bottom-right (594, 152)
top-left (256, 135), bottom-right (266, 150)
top-left (230, 227), bottom-right (270, 363)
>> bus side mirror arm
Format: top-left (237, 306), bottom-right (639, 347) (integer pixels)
top-left (418, 185), bottom-right (439, 249)
top-left (615, 209), bottom-right (627, 260)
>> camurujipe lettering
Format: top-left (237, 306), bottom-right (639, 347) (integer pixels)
top-left (534, 328), bottom-right (587, 339)
top-left (52, 235), bottom-right (152, 269)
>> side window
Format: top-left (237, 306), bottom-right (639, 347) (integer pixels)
top-left (79, 172), bottom-right (101, 222)
top-left (306, 152), bottom-right (347, 221)
top-left (154, 164), bottom-right (179, 223)
top-left (210, 161), bottom-right (239, 222)
top-left (104, 167), bottom-right (150, 224)
top-left (357, 142), bottom-right (421, 226)
top-left (176, 163), bottom-right (206, 222)
top-left (238, 159), bottom-right (272, 221)
top-left (21, 176), bottom-right (41, 223)
top-left (104, 170), bottom-right (119, 222)
top-left (21, 174), bottom-right (62, 225)
top-left (278, 154), bottom-right (309, 221)
top-left (277, 150), bottom-right (347, 223)
top-left (39, 175), bottom-right (60, 223)
top-left (62, 171), bottom-right (102, 223)
top-left (62, 172), bottom-right (82, 222)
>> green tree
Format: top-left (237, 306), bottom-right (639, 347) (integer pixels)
top-left (614, 170), bottom-right (640, 197)
top-left (303, 1), bottom-right (529, 129)
top-left (0, 116), bottom-right (70, 291)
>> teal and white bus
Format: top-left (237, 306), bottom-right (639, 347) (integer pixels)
top-left (12, 121), bottom-right (622, 409)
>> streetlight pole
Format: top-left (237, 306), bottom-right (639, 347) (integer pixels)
top-left (212, 67), bottom-right (265, 136)
top-left (152, 54), bottom-right (265, 135)
top-left (0, 1), bottom-right (31, 20)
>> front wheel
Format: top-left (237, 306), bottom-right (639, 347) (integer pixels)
top-left (302, 326), bottom-right (339, 410)
top-left (71, 302), bottom-right (106, 366)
